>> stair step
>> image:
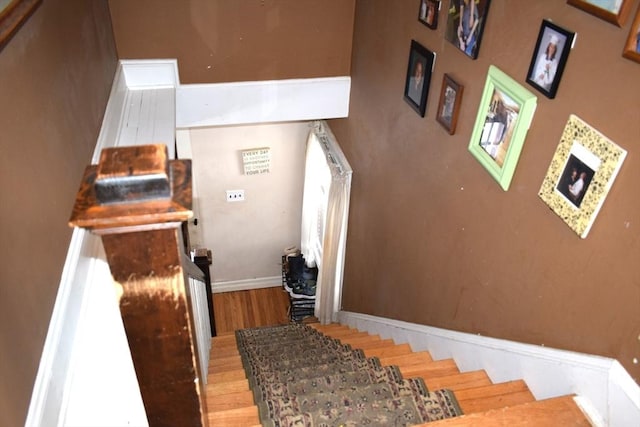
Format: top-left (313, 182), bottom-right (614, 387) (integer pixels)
top-left (210, 346), bottom-right (240, 359)
top-left (211, 334), bottom-right (237, 346)
top-left (335, 333), bottom-right (382, 345)
top-left (310, 323), bottom-right (351, 334)
top-left (378, 350), bottom-right (433, 367)
top-left (455, 380), bottom-right (535, 414)
top-left (363, 342), bottom-right (413, 358)
top-left (322, 328), bottom-right (371, 339)
top-left (401, 358), bottom-right (460, 379)
top-left (207, 378), bottom-right (249, 395)
top-left (208, 368), bottom-right (247, 384)
top-left (420, 395), bottom-right (592, 426)
top-left (209, 355), bottom-right (243, 372)
top-left (329, 331), bottom-right (376, 343)
top-left (207, 390), bottom-right (255, 412)
top-left (209, 353), bottom-right (242, 365)
top-left (208, 405), bottom-right (260, 427)
top-left (423, 370), bottom-right (492, 391)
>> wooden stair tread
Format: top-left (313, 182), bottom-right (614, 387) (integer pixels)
top-left (310, 324), bottom-right (352, 334)
top-left (421, 395), bottom-right (592, 426)
top-left (322, 329), bottom-right (372, 341)
top-left (455, 380), bottom-right (535, 414)
top-left (378, 350), bottom-right (433, 367)
top-left (349, 338), bottom-right (394, 351)
top-left (207, 378), bottom-right (249, 395)
top-left (309, 323), bottom-right (356, 333)
top-left (209, 345), bottom-right (240, 360)
top-left (211, 334), bottom-right (237, 346)
top-left (207, 390), bottom-right (255, 412)
top-left (363, 342), bottom-right (413, 358)
top-left (326, 332), bottom-right (380, 345)
top-left (401, 358), bottom-right (460, 379)
top-left (423, 370), bottom-right (492, 391)
top-left (208, 405), bottom-right (260, 427)
top-left (209, 356), bottom-right (243, 372)
top-left (208, 368), bottom-right (247, 383)
top-left (209, 354), bottom-right (241, 366)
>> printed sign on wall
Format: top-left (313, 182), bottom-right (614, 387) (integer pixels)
top-left (242, 147), bottom-right (271, 175)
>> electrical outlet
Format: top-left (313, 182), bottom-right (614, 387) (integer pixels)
top-left (226, 189), bottom-right (245, 202)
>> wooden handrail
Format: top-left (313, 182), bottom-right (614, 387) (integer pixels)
top-left (69, 144), bottom-right (208, 427)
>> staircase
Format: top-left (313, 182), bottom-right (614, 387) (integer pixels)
top-left (206, 322), bottom-right (593, 426)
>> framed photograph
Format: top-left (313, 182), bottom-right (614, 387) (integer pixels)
top-left (526, 20), bottom-right (575, 99)
top-left (403, 40), bottom-right (436, 117)
top-left (567, 0), bottom-right (633, 27)
top-left (622, 4), bottom-right (640, 63)
top-left (436, 74), bottom-right (464, 134)
top-left (419, 0), bottom-right (440, 29)
top-left (538, 115), bottom-right (627, 238)
top-left (0, 0), bottom-right (42, 50)
top-left (444, 0), bottom-right (492, 59)
top-left (468, 66), bottom-right (537, 191)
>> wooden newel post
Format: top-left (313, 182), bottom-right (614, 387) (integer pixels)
top-left (69, 144), bottom-right (208, 427)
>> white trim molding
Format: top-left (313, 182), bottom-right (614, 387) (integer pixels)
top-left (176, 76), bottom-right (351, 128)
top-left (120, 59), bottom-right (180, 89)
top-left (212, 276), bottom-right (282, 294)
top-left (338, 311), bottom-right (640, 427)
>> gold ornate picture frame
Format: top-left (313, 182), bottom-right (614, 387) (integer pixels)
top-left (538, 115), bottom-right (627, 238)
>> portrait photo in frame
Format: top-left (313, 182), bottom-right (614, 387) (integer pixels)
top-left (444, 0), bottom-right (492, 59)
top-left (418, 0), bottom-right (440, 29)
top-left (526, 20), bottom-right (575, 99)
top-left (468, 66), bottom-right (537, 191)
top-left (622, 4), bottom-right (640, 63)
top-left (436, 74), bottom-right (464, 134)
top-left (403, 40), bottom-right (436, 117)
top-left (567, 0), bottom-right (633, 27)
top-left (538, 115), bottom-right (627, 238)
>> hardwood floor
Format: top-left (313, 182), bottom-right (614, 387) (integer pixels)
top-left (212, 286), bottom-right (292, 334)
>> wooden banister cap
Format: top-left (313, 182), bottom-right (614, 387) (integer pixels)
top-left (69, 144), bottom-right (192, 233)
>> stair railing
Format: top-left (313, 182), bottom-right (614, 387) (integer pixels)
top-left (69, 144), bottom-right (208, 427)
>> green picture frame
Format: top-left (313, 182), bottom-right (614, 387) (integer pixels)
top-left (468, 65), bottom-right (537, 191)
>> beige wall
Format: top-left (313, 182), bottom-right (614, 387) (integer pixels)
top-left (189, 122), bottom-right (308, 283)
top-left (329, 0), bottom-right (640, 382)
top-left (108, 0), bottom-right (356, 84)
top-left (0, 1), bottom-right (117, 425)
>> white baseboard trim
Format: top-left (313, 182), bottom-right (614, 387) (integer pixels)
top-left (212, 276), bottom-right (282, 294)
top-left (338, 311), bottom-right (640, 427)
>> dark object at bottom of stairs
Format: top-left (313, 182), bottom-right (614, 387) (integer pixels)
top-left (235, 323), bottom-right (463, 426)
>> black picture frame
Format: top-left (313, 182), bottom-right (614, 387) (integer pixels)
top-left (444, 0), bottom-right (492, 60)
top-left (418, 0), bottom-right (440, 29)
top-left (526, 20), bottom-right (575, 99)
top-left (403, 40), bottom-right (435, 117)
